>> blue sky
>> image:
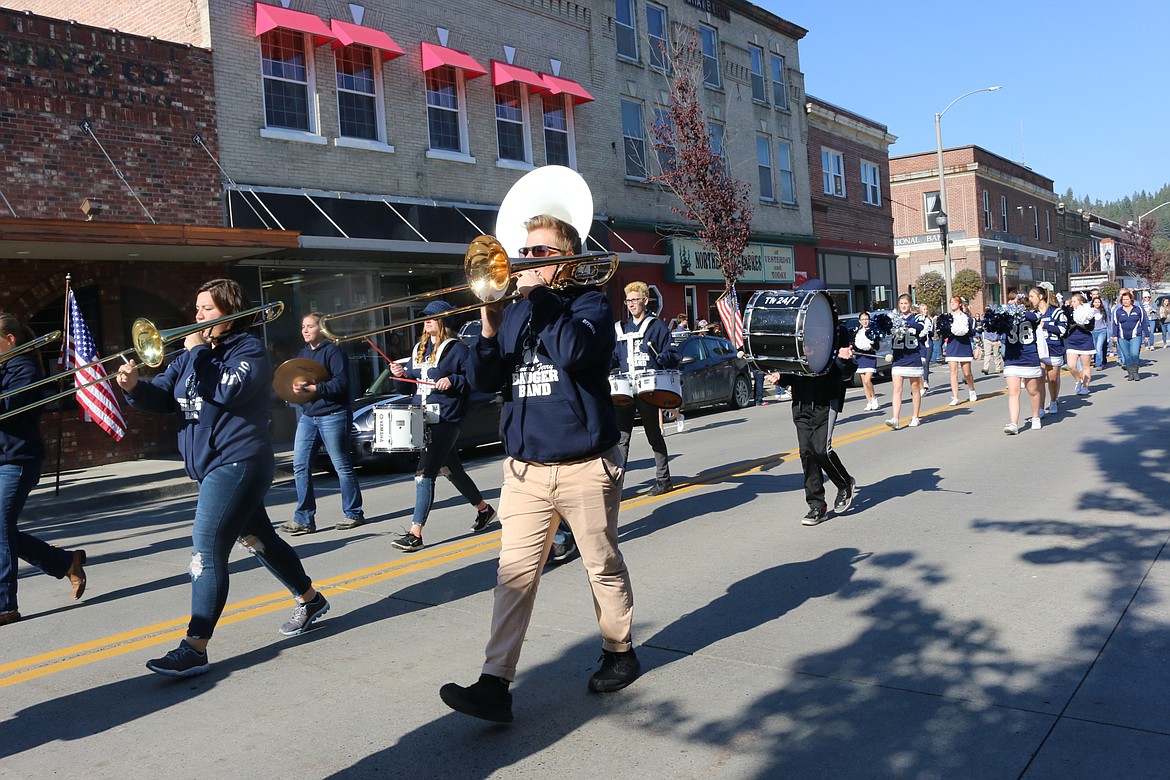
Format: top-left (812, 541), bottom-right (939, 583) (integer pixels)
top-left (764, 0), bottom-right (1169, 205)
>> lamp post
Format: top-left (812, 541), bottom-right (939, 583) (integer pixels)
top-left (935, 85), bottom-right (1002, 302)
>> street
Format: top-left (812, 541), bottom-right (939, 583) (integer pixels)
top-left (3, 357), bottom-right (1169, 779)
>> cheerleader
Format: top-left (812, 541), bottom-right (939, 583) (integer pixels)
top-left (1064, 293), bottom-right (1096, 395)
top-left (852, 312), bottom-right (879, 411)
top-left (940, 296), bottom-right (979, 406)
top-left (998, 296), bottom-right (1043, 434)
top-left (1032, 287), bottom-right (1067, 416)
top-left (885, 294), bottom-right (926, 429)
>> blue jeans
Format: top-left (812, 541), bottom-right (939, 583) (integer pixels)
top-left (412, 421), bottom-right (483, 528)
top-left (189, 454), bottom-right (313, 639)
top-left (1116, 336), bottom-right (1142, 368)
top-left (293, 409), bottom-right (363, 529)
top-left (0, 461), bottom-right (72, 613)
top-left (1161, 321), bottom-right (1170, 347)
top-left (1092, 330), bottom-right (1108, 368)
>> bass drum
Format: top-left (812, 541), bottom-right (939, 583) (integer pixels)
top-left (742, 290), bottom-right (838, 375)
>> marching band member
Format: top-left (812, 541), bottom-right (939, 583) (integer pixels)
top-left (0, 313), bottom-right (87, 627)
top-left (885, 294), bottom-right (926, 429)
top-left (1064, 293), bottom-right (1097, 396)
top-left (941, 296), bottom-right (979, 406)
top-left (1112, 288), bottom-right (1147, 381)
top-left (283, 311), bottom-right (365, 535)
top-left (998, 293), bottom-right (1043, 434)
top-left (441, 214), bottom-right (638, 724)
top-left (1034, 285), bottom-right (1068, 415)
top-left (118, 279), bottom-right (328, 677)
top-left (388, 300), bottom-right (495, 552)
top-left (852, 311), bottom-right (879, 411)
top-left (612, 281), bottom-right (679, 496)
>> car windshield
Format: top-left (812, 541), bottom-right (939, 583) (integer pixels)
top-left (364, 368), bottom-right (396, 396)
top-left (680, 338), bottom-right (705, 360)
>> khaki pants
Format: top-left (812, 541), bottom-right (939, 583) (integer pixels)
top-left (483, 446), bottom-right (633, 681)
top-left (982, 336), bottom-right (1004, 374)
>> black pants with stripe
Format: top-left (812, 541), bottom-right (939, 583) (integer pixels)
top-left (792, 398), bottom-right (852, 511)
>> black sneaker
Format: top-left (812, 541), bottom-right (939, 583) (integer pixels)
top-left (588, 649), bottom-right (641, 693)
top-left (279, 593), bottom-right (330, 636)
top-left (833, 479), bottom-right (858, 514)
top-left (335, 516), bottom-right (366, 530)
top-left (146, 639), bottom-right (210, 677)
top-left (548, 537), bottom-right (577, 565)
top-left (471, 505), bottom-right (497, 532)
top-left (440, 674), bottom-right (513, 723)
top-left (392, 531), bottom-right (423, 552)
top-left (802, 507), bottom-right (828, 526)
top-left (646, 480), bottom-right (672, 497)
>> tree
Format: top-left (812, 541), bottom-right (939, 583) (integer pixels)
top-left (951, 268), bottom-right (983, 303)
top-left (1123, 219), bottom-right (1170, 290)
top-left (914, 271), bottom-right (946, 312)
top-left (1100, 280), bottom-right (1121, 302)
top-left (650, 32), bottom-right (753, 292)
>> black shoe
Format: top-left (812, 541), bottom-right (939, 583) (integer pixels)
top-left (833, 479), bottom-right (858, 514)
top-left (146, 639), bottom-right (210, 677)
top-left (472, 505), bottom-right (497, 532)
top-left (548, 537), bottom-right (577, 565)
top-left (802, 507), bottom-right (828, 526)
top-left (440, 674), bottom-right (513, 723)
top-left (392, 531), bottom-right (423, 552)
top-left (646, 480), bottom-right (672, 497)
top-left (588, 649), bottom-right (641, 693)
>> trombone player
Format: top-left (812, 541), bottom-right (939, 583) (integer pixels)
top-left (440, 212), bottom-right (640, 724)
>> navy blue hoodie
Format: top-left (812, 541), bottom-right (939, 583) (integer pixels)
top-left (0, 353), bottom-right (45, 465)
top-left (295, 340), bottom-right (350, 417)
top-left (612, 315), bottom-right (680, 373)
top-left (469, 286), bottom-right (618, 463)
top-left (393, 338), bottom-right (471, 424)
top-left (126, 331), bottom-right (273, 481)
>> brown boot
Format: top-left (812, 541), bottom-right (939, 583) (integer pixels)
top-left (0, 610), bottom-right (21, 627)
top-left (67, 550), bottom-right (87, 600)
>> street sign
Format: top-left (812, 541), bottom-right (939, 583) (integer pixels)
top-left (1069, 272), bottom-right (1109, 292)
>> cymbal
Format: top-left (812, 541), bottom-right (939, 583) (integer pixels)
top-left (274, 358), bottom-right (329, 405)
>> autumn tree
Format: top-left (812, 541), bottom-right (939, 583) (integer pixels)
top-left (1123, 219), bottom-right (1170, 290)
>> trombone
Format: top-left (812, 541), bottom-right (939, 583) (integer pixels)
top-left (0, 302), bottom-right (284, 421)
top-left (318, 235), bottom-right (618, 343)
top-left (0, 330), bottom-right (62, 365)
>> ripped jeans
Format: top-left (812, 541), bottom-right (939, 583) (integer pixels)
top-left (188, 453), bottom-right (312, 639)
top-left (412, 421), bottom-right (483, 528)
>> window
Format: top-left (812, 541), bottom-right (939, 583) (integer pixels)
top-left (425, 65), bottom-right (467, 154)
top-left (542, 94), bottom-right (574, 168)
top-left (1033, 207), bottom-right (1040, 240)
top-left (756, 135), bottom-right (773, 201)
top-left (1001, 195), bottom-right (1008, 231)
top-left (860, 160), bottom-right (881, 206)
top-left (749, 45), bottom-right (766, 103)
top-left (700, 25), bottom-right (720, 88)
top-left (261, 29), bottom-right (313, 131)
top-left (925, 191), bottom-right (943, 231)
top-left (1046, 211), bottom-right (1051, 243)
top-left (776, 139), bottom-right (796, 204)
top-left (708, 122), bottom-right (725, 161)
top-left (646, 4), bottom-right (668, 72)
top-left (621, 98), bottom-right (647, 178)
top-left (822, 148), bottom-right (845, 197)
top-left (653, 106), bottom-right (675, 173)
top-left (983, 190), bottom-right (991, 229)
top-left (335, 45), bottom-right (379, 141)
top-left (615, 0), bottom-right (638, 60)
top-left (770, 54), bottom-right (788, 109)
top-left (495, 81), bottom-right (529, 164)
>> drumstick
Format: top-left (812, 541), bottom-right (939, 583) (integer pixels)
top-left (394, 376), bottom-right (436, 387)
top-left (363, 336), bottom-right (436, 386)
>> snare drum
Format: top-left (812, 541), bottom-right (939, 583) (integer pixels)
top-left (609, 373), bottom-right (634, 406)
top-left (634, 370), bottom-right (682, 409)
top-left (372, 405), bottom-right (428, 452)
top-left (742, 289), bottom-right (838, 375)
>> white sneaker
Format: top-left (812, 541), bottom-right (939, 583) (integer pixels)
top-left (1073, 381), bottom-right (1082, 394)
top-left (1078, 384), bottom-right (1090, 396)
top-left (908, 417), bottom-right (921, 427)
top-left (1004, 423), bottom-right (1019, 435)
top-left (948, 397), bottom-right (960, 406)
top-left (922, 383), bottom-right (930, 392)
top-left (1032, 417), bottom-right (1042, 430)
top-left (1047, 402), bottom-right (1059, 415)
top-left (969, 391), bottom-right (978, 402)
top-left (884, 417), bottom-right (899, 430)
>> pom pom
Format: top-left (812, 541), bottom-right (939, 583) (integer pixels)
top-left (951, 312), bottom-right (970, 336)
top-left (873, 312), bottom-right (894, 335)
top-left (854, 329), bottom-right (873, 351)
top-left (936, 313), bottom-right (953, 336)
top-left (1073, 303), bottom-right (1093, 327)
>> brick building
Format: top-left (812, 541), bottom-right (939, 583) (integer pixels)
top-left (890, 145), bottom-right (1060, 312)
top-left (805, 95), bottom-right (896, 314)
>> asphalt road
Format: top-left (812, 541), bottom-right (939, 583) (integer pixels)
top-left (3, 356), bottom-right (1169, 779)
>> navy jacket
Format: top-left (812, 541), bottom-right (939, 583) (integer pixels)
top-left (393, 338), bottom-right (472, 424)
top-left (126, 332), bottom-right (273, 482)
top-left (612, 315), bottom-right (680, 373)
top-left (1038, 305), bottom-right (1069, 355)
top-left (1003, 310), bottom-right (1042, 367)
top-left (1111, 305), bottom-right (1146, 339)
top-left (296, 340), bottom-right (350, 417)
top-left (469, 285), bottom-right (618, 463)
top-left (0, 353), bottom-right (45, 465)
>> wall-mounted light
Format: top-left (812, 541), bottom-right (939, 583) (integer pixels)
top-left (80, 197), bottom-right (104, 220)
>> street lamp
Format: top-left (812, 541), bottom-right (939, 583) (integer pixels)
top-left (1132, 201), bottom-right (1170, 227)
top-left (935, 85), bottom-right (1002, 302)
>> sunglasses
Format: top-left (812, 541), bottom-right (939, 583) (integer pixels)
top-left (517, 244), bottom-right (565, 258)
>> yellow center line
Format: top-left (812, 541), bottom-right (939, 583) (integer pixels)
top-left (1, 390), bottom-right (1008, 687)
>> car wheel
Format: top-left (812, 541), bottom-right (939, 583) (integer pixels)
top-left (729, 373), bottom-right (752, 409)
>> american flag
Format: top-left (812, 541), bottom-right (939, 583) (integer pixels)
top-left (715, 285), bottom-right (744, 348)
top-left (61, 291), bottom-right (126, 441)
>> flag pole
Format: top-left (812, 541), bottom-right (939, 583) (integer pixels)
top-left (54, 274), bottom-right (71, 496)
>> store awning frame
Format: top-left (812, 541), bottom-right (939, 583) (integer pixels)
top-left (420, 42), bottom-right (487, 78)
top-left (540, 73), bottom-right (595, 104)
top-left (254, 3), bottom-right (335, 45)
top-left (329, 19), bottom-right (404, 58)
top-left (491, 61), bottom-right (548, 92)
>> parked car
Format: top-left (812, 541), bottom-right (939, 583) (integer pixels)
top-left (349, 368), bottom-right (502, 469)
top-left (672, 333), bottom-right (754, 411)
top-left (839, 311), bottom-right (893, 386)
top-left (458, 319), bottom-right (482, 345)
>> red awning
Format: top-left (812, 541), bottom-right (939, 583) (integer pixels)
top-left (491, 61), bottom-right (548, 92)
top-left (420, 42), bottom-right (487, 78)
top-left (254, 3), bottom-right (335, 45)
top-left (329, 19), bottom-right (404, 58)
top-left (540, 73), bottom-right (595, 104)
